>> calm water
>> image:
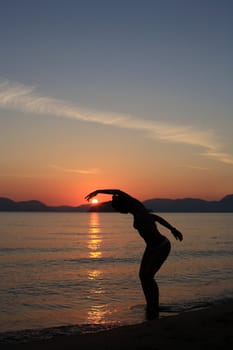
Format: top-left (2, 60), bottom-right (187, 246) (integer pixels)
top-left (0, 212), bottom-right (232, 339)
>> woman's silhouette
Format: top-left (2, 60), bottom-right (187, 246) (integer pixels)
top-left (85, 189), bottom-right (183, 319)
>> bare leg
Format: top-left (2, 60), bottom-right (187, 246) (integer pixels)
top-left (139, 240), bottom-right (171, 319)
top-left (140, 274), bottom-right (160, 319)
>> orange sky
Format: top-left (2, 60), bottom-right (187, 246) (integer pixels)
top-left (0, 160), bottom-right (232, 206)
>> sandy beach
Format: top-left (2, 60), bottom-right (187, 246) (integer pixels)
top-left (3, 303), bottom-right (233, 350)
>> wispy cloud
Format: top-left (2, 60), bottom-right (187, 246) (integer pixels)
top-left (49, 164), bottom-right (99, 175)
top-left (203, 150), bottom-right (233, 165)
top-left (183, 165), bottom-right (209, 171)
top-left (0, 79), bottom-right (233, 165)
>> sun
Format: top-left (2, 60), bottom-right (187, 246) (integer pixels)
top-left (91, 198), bottom-right (99, 205)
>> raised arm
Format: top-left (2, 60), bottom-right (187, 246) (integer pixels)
top-left (85, 189), bottom-right (130, 202)
top-left (153, 214), bottom-right (183, 241)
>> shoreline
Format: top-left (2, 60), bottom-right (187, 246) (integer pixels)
top-left (2, 303), bottom-right (233, 349)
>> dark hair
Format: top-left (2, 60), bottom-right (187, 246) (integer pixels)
top-left (111, 194), bottom-right (144, 213)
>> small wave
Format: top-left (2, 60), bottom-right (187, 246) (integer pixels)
top-left (0, 323), bottom-right (119, 345)
top-left (174, 249), bottom-right (233, 258)
top-left (48, 232), bottom-right (88, 236)
top-left (0, 247), bottom-right (74, 254)
top-left (64, 256), bottom-right (139, 265)
top-left (130, 301), bottom-right (213, 314)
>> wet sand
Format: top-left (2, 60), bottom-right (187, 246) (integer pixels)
top-left (3, 303), bottom-right (233, 350)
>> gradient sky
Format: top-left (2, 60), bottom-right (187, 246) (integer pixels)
top-left (0, 0), bottom-right (233, 205)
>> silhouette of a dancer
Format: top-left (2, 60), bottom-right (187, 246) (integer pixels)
top-left (85, 189), bottom-right (183, 319)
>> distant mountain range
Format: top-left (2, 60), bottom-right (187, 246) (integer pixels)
top-left (143, 194), bottom-right (233, 212)
top-left (0, 194), bottom-right (233, 212)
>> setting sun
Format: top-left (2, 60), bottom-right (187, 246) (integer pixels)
top-left (91, 198), bottom-right (99, 205)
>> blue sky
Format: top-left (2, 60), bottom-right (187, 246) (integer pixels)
top-left (0, 0), bottom-right (232, 204)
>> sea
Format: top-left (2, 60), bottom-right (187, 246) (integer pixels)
top-left (0, 212), bottom-right (232, 343)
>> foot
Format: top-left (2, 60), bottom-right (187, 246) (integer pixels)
top-left (146, 308), bottom-right (159, 320)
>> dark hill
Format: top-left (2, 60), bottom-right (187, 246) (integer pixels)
top-left (0, 198), bottom-right (48, 211)
top-left (143, 194), bottom-right (233, 212)
top-left (0, 198), bottom-right (17, 210)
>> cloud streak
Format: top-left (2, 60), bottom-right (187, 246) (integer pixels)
top-left (0, 79), bottom-right (232, 165)
top-left (49, 164), bottom-right (99, 175)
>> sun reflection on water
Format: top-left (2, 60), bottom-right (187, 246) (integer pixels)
top-left (87, 213), bottom-right (108, 323)
top-left (87, 304), bottom-right (109, 324)
top-left (88, 212), bottom-right (102, 259)
top-left (88, 269), bottom-right (102, 280)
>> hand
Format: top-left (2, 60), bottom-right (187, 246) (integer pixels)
top-left (171, 228), bottom-right (183, 241)
top-left (85, 190), bottom-right (98, 202)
